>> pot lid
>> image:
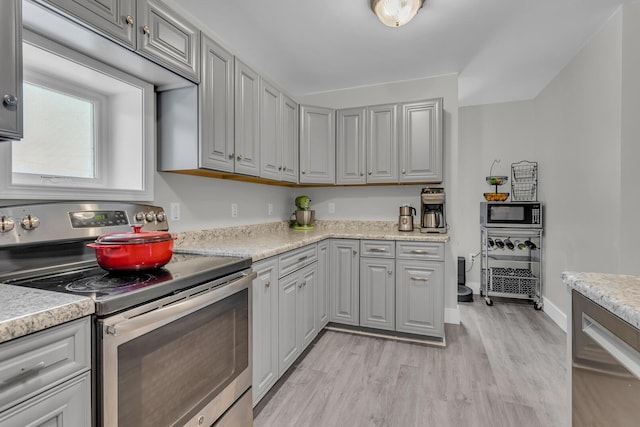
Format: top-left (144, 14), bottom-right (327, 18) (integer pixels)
top-left (94, 225), bottom-right (174, 245)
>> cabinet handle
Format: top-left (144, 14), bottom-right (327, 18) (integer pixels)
top-left (370, 247), bottom-right (387, 252)
top-left (228, 153), bottom-right (234, 159)
top-left (125, 15), bottom-right (134, 25)
top-left (388, 269), bottom-right (393, 275)
top-left (298, 281), bottom-right (305, 288)
top-left (278, 166), bottom-right (282, 171)
top-left (282, 165), bottom-right (286, 170)
top-left (298, 255), bottom-right (308, 262)
top-left (2, 361), bottom-right (46, 385)
top-left (353, 250), bottom-right (357, 256)
top-left (401, 169), bottom-right (407, 174)
top-left (237, 154), bottom-right (243, 161)
top-left (265, 281), bottom-right (270, 288)
top-left (143, 25), bottom-right (151, 36)
top-left (360, 172), bottom-right (364, 176)
top-left (411, 249), bottom-right (429, 254)
top-left (301, 170), bottom-right (306, 174)
top-left (368, 170), bottom-right (372, 175)
top-left (410, 276), bottom-right (429, 281)
top-left (3, 94), bottom-right (18, 107)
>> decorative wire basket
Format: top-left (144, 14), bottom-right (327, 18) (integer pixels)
top-left (511, 182), bottom-right (537, 202)
top-left (490, 267), bottom-right (538, 295)
top-left (511, 161), bottom-right (537, 201)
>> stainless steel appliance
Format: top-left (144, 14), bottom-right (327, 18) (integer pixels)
top-left (572, 290), bottom-right (640, 426)
top-left (420, 187), bottom-right (447, 233)
top-left (398, 205), bottom-right (416, 232)
top-left (0, 202), bottom-right (255, 427)
top-left (480, 201), bottom-right (542, 228)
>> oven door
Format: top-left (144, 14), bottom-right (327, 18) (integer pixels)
top-left (98, 271), bottom-right (256, 427)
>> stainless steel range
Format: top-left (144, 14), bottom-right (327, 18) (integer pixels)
top-left (0, 202), bottom-right (255, 427)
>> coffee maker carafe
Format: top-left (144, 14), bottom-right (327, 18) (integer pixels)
top-left (420, 187), bottom-right (447, 233)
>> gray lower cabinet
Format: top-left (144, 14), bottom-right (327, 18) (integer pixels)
top-left (0, 0), bottom-right (22, 141)
top-left (278, 262), bottom-right (316, 376)
top-left (360, 257), bottom-right (395, 331)
top-left (329, 239), bottom-right (360, 326)
top-left (336, 107), bottom-right (366, 185)
top-left (252, 257), bottom-right (279, 406)
top-left (316, 240), bottom-right (330, 330)
top-left (200, 34), bottom-right (235, 172)
top-left (299, 105), bottom-right (335, 184)
top-left (399, 98), bottom-right (443, 183)
top-left (235, 59), bottom-right (260, 176)
top-left (395, 257), bottom-right (444, 337)
top-left (0, 317), bottom-right (91, 426)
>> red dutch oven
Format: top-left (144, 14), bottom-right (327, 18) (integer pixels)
top-left (87, 225), bottom-right (176, 271)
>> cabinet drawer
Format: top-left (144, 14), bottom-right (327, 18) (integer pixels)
top-left (360, 240), bottom-right (395, 258)
top-left (278, 244), bottom-right (317, 278)
top-left (396, 241), bottom-right (444, 261)
top-left (0, 317), bottom-right (90, 412)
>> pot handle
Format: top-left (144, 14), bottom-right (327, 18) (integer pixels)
top-left (87, 243), bottom-right (122, 250)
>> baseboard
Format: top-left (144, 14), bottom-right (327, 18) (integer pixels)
top-left (542, 296), bottom-right (567, 333)
top-left (445, 306), bottom-right (460, 325)
top-left (466, 281), bottom-right (481, 295)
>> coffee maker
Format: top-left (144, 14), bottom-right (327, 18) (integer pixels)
top-left (420, 187), bottom-right (447, 233)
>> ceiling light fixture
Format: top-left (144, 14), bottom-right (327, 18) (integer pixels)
top-left (371, 0), bottom-right (425, 28)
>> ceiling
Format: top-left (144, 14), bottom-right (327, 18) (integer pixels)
top-left (175, 0), bottom-right (629, 106)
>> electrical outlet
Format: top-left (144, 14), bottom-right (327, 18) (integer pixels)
top-left (267, 203), bottom-right (273, 216)
top-left (231, 203), bottom-right (238, 218)
top-left (170, 202), bottom-right (181, 221)
top-left (469, 253), bottom-right (475, 264)
top-left (328, 202), bottom-right (335, 214)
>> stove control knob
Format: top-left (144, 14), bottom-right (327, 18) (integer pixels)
top-left (156, 211), bottom-right (166, 223)
top-left (145, 211), bottom-right (156, 222)
top-left (134, 212), bottom-right (145, 222)
top-left (0, 216), bottom-right (15, 233)
top-left (20, 215), bottom-right (40, 230)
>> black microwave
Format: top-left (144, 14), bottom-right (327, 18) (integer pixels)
top-left (480, 202), bottom-right (542, 228)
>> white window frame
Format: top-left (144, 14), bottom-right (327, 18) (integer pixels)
top-left (14, 72), bottom-right (109, 188)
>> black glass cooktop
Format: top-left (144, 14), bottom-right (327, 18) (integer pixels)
top-left (6, 253), bottom-right (252, 316)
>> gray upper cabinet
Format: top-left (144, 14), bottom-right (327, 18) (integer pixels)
top-left (300, 105), bottom-right (335, 184)
top-left (235, 59), bottom-right (260, 176)
top-left (280, 94), bottom-right (299, 183)
top-left (259, 80), bottom-right (282, 181)
top-left (200, 34), bottom-right (234, 172)
top-left (336, 107), bottom-right (366, 185)
top-left (137, 0), bottom-right (200, 82)
top-left (41, 0), bottom-right (136, 48)
top-left (0, 0), bottom-right (22, 142)
top-left (367, 104), bottom-right (398, 183)
top-left (399, 98), bottom-right (443, 183)
top-left (329, 239), bottom-right (360, 326)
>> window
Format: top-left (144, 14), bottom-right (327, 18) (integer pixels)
top-left (0, 30), bottom-right (154, 200)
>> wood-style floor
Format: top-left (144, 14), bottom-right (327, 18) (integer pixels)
top-left (254, 297), bottom-right (568, 427)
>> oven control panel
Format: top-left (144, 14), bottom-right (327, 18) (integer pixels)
top-left (0, 203), bottom-right (169, 247)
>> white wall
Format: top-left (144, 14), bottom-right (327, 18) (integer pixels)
top-left (153, 172), bottom-right (292, 232)
top-left (298, 75), bottom-right (461, 317)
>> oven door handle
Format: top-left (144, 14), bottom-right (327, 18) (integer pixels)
top-left (583, 314), bottom-right (640, 380)
top-left (102, 271), bottom-right (256, 344)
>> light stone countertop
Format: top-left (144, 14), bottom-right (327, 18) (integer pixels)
top-left (174, 220), bottom-right (449, 261)
top-left (0, 284), bottom-right (94, 344)
top-left (562, 271), bottom-right (640, 329)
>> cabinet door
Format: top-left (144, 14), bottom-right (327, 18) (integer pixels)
top-left (329, 239), bottom-right (360, 326)
top-left (234, 59), bottom-right (260, 176)
top-left (316, 240), bottom-right (330, 330)
top-left (399, 99), bottom-right (443, 183)
top-left (200, 34), bottom-right (234, 172)
top-left (278, 273), bottom-right (300, 376)
top-left (299, 105), bottom-right (335, 184)
top-left (0, 372), bottom-right (91, 427)
top-left (0, 0), bottom-right (22, 141)
top-left (367, 104), bottom-right (398, 183)
top-left (252, 258), bottom-right (279, 406)
top-left (299, 263), bottom-right (317, 350)
top-left (395, 258), bottom-right (444, 337)
top-left (137, 0), bottom-right (200, 81)
top-left (336, 107), bottom-right (366, 184)
top-left (259, 79), bottom-right (281, 181)
top-left (280, 94), bottom-right (299, 183)
top-left (43, 0), bottom-right (136, 48)
top-left (360, 257), bottom-right (395, 331)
